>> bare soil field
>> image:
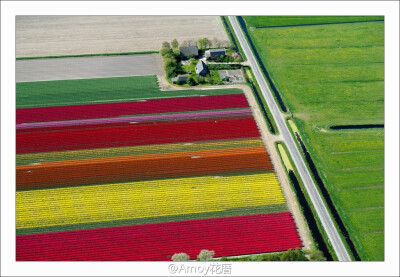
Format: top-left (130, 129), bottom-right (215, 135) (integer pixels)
top-left (16, 16), bottom-right (228, 57)
top-left (16, 54), bottom-right (163, 82)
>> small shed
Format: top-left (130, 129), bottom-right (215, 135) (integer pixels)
top-left (205, 48), bottom-right (226, 59)
top-left (195, 60), bottom-right (208, 76)
top-left (171, 74), bottom-right (189, 84)
top-left (179, 46), bottom-right (199, 59)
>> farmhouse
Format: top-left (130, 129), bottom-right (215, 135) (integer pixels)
top-left (195, 60), bottom-right (208, 76)
top-left (171, 74), bottom-right (189, 84)
top-left (205, 48), bottom-right (226, 59)
top-left (179, 46), bottom-right (199, 60)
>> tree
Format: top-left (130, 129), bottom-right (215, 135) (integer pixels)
top-left (189, 39), bottom-right (197, 46)
top-left (234, 56), bottom-right (243, 62)
top-left (197, 38), bottom-right (209, 50)
top-left (163, 54), bottom-right (178, 78)
top-left (187, 76), bottom-right (197, 86)
top-left (172, 48), bottom-right (180, 57)
top-left (222, 40), bottom-right (232, 48)
top-left (212, 38), bottom-right (222, 48)
top-left (280, 248), bottom-right (308, 261)
top-left (263, 253), bottom-right (280, 261)
top-left (196, 76), bottom-right (205, 84)
top-left (308, 249), bottom-right (326, 261)
top-left (183, 39), bottom-right (196, 47)
top-left (164, 65), bottom-right (177, 78)
top-left (164, 56), bottom-right (177, 69)
top-left (160, 47), bottom-right (172, 56)
top-left (197, 249), bottom-right (215, 261)
top-left (162, 41), bottom-right (171, 49)
top-left (171, 39), bottom-right (179, 49)
top-left (206, 39), bottom-right (212, 48)
top-left (171, 253), bottom-right (190, 261)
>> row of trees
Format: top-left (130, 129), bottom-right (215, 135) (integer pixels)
top-left (219, 248), bottom-right (326, 261)
top-left (183, 37), bottom-right (232, 50)
top-left (171, 248), bottom-right (326, 262)
top-left (172, 250), bottom-right (215, 261)
top-left (160, 40), bottom-right (183, 78)
top-left (162, 38), bottom-right (233, 52)
top-left (162, 39), bottom-right (179, 51)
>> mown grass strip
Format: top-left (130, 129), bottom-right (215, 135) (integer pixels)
top-left (245, 67), bottom-right (278, 134)
top-left (16, 51), bottom-right (159, 60)
top-left (17, 204), bottom-right (288, 235)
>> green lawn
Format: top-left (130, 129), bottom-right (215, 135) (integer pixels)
top-left (248, 18), bottom-right (384, 260)
top-left (244, 16), bottom-right (384, 27)
top-left (210, 70), bottom-right (221, 82)
top-left (16, 75), bottom-right (242, 108)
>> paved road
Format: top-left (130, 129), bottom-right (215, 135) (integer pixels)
top-left (16, 54), bottom-right (163, 82)
top-left (228, 16), bottom-right (351, 261)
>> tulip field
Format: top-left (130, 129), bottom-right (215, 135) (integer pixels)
top-left (16, 75), bottom-right (302, 260)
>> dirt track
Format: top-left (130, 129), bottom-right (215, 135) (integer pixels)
top-left (16, 16), bottom-right (228, 57)
top-left (241, 85), bottom-right (313, 251)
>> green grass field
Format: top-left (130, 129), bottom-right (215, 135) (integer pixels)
top-left (244, 16), bottom-right (384, 27)
top-left (16, 75), bottom-right (242, 108)
top-left (247, 17), bottom-right (384, 260)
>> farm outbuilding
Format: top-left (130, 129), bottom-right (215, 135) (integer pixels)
top-left (205, 48), bottom-right (226, 59)
top-left (171, 74), bottom-right (189, 84)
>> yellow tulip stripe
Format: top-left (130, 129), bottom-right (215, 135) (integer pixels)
top-left (17, 173), bottom-right (285, 230)
top-left (16, 138), bottom-right (263, 166)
